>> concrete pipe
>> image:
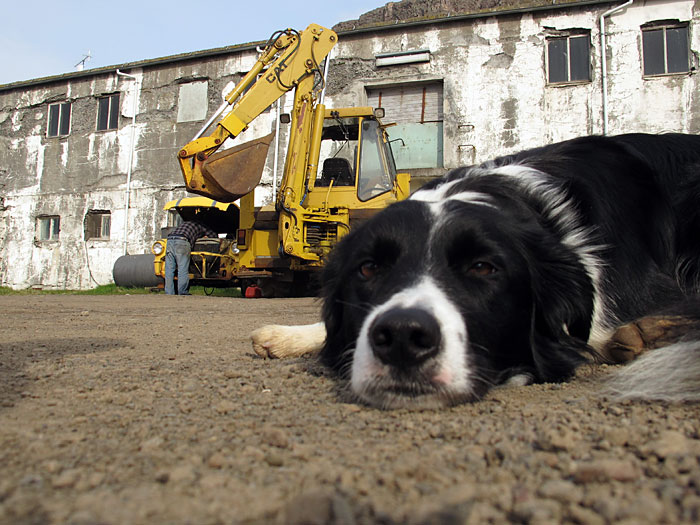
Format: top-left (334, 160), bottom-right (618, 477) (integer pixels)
top-left (112, 254), bottom-right (163, 288)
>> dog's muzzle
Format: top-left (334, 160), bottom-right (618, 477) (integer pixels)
top-left (369, 307), bottom-right (441, 368)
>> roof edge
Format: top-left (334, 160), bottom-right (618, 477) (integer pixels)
top-left (0, 41), bottom-right (262, 93)
top-left (0, 0), bottom-right (620, 92)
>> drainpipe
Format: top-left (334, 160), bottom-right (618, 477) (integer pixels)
top-left (599, 1), bottom-right (633, 135)
top-left (116, 69), bottom-right (140, 255)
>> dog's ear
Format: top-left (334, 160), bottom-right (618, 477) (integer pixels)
top-left (527, 241), bottom-right (595, 381)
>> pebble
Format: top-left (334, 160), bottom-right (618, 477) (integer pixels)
top-left (265, 452), bottom-right (284, 467)
top-left (43, 460), bottom-right (61, 474)
top-left (573, 459), bottom-right (640, 483)
top-left (567, 504), bottom-right (606, 525)
top-left (215, 400), bottom-right (237, 414)
top-left (602, 427), bottom-right (631, 447)
top-left (83, 472), bottom-right (105, 490)
top-left (52, 469), bottom-right (81, 489)
top-left (618, 490), bottom-right (665, 523)
top-left (207, 452), bottom-right (226, 469)
top-left (642, 430), bottom-right (690, 458)
top-left (537, 479), bottom-right (583, 503)
top-left (155, 470), bottom-right (170, 484)
top-left (139, 436), bottom-right (164, 453)
top-left (168, 465), bottom-right (197, 484)
top-left (511, 498), bottom-right (562, 523)
top-left (261, 426), bottom-right (290, 448)
top-left (536, 428), bottom-right (577, 452)
top-left (243, 445), bottom-right (265, 462)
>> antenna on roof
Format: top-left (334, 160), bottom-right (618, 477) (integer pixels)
top-left (75, 51), bottom-right (92, 72)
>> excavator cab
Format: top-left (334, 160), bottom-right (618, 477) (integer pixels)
top-left (303, 111), bottom-right (407, 210)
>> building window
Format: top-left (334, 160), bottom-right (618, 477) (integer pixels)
top-left (547, 33), bottom-right (591, 84)
top-left (47, 102), bottom-right (71, 137)
top-left (642, 23), bottom-right (689, 76)
top-left (85, 210), bottom-right (111, 240)
top-left (97, 93), bottom-right (120, 131)
top-left (37, 216), bottom-right (60, 241)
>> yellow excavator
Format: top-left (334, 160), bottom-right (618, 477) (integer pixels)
top-left (115, 24), bottom-right (410, 295)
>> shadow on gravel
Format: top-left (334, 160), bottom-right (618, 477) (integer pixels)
top-left (0, 337), bottom-right (127, 410)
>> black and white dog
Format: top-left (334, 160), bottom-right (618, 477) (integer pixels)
top-left (253, 133), bottom-right (700, 409)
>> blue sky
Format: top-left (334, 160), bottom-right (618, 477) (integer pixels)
top-left (0, 0), bottom-right (384, 85)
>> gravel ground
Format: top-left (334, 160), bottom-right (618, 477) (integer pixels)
top-left (1, 294), bottom-right (699, 525)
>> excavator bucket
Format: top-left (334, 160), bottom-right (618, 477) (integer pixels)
top-left (195, 132), bottom-right (276, 202)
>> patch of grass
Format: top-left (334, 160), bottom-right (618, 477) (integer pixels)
top-left (0, 286), bottom-right (68, 296)
top-left (73, 284), bottom-right (152, 295)
top-left (188, 286), bottom-right (242, 297)
top-left (0, 284), bottom-right (242, 297)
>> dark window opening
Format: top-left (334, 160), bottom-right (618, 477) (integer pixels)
top-left (97, 93), bottom-right (120, 131)
top-left (47, 102), bottom-right (71, 137)
top-left (547, 33), bottom-right (591, 84)
top-left (643, 24), bottom-right (690, 76)
top-left (85, 210), bottom-right (111, 240)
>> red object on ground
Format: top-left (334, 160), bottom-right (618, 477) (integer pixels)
top-left (245, 286), bottom-right (263, 298)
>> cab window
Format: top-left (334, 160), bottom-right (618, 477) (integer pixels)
top-left (358, 120), bottom-right (394, 201)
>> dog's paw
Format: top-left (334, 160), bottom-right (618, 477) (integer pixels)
top-left (604, 315), bottom-right (696, 363)
top-left (251, 325), bottom-right (296, 358)
top-left (250, 323), bottom-right (326, 359)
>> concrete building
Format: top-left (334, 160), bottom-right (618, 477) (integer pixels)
top-left (0, 0), bottom-right (697, 289)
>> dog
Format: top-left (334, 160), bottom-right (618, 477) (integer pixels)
top-left (252, 133), bottom-right (700, 409)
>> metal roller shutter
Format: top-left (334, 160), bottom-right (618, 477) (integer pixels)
top-left (367, 83), bottom-right (443, 169)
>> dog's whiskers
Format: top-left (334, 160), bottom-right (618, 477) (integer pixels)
top-left (332, 298), bottom-right (375, 313)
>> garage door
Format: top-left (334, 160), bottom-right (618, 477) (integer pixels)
top-left (367, 83), bottom-right (443, 169)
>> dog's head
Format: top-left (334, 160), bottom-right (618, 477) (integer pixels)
top-left (319, 172), bottom-right (595, 409)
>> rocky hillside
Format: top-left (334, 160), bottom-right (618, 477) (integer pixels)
top-left (333, 0), bottom-right (590, 31)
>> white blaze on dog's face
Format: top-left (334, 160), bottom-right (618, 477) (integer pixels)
top-left (351, 277), bottom-right (470, 409)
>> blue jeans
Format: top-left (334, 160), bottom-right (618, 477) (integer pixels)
top-left (164, 238), bottom-right (191, 295)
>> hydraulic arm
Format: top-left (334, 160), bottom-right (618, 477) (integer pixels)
top-left (177, 24), bottom-right (337, 202)
top-left (164, 23), bottom-right (410, 295)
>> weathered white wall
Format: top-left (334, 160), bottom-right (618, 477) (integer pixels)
top-left (328, 0), bottom-right (699, 165)
top-left (0, 0), bottom-right (697, 289)
top-left (606, 0), bottom-right (698, 133)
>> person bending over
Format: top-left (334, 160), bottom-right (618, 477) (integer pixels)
top-left (165, 219), bottom-right (217, 295)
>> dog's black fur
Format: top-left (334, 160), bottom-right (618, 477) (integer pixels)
top-left (318, 133), bottom-right (700, 409)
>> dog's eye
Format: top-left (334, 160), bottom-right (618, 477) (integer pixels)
top-left (358, 260), bottom-right (378, 280)
top-left (467, 261), bottom-right (497, 276)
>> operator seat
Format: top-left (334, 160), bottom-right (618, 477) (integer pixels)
top-left (319, 157), bottom-right (354, 186)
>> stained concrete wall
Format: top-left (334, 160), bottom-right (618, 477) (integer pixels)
top-left (0, 48), bottom-right (284, 289)
top-left (326, 0), bottom-right (699, 168)
top-left (0, 0), bottom-right (698, 289)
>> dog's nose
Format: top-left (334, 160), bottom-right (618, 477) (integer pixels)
top-left (369, 308), bottom-right (441, 367)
